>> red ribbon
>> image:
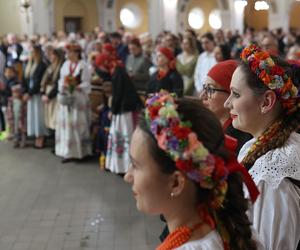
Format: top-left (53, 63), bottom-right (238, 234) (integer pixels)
top-left (224, 135), bottom-right (260, 203)
top-left (222, 118), bottom-right (232, 132)
top-left (224, 134), bottom-right (237, 152)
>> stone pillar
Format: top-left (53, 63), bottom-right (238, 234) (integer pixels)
top-left (231, 0), bottom-right (247, 34)
top-left (32, 0), bottom-right (53, 35)
top-left (96, 0), bottom-right (104, 29)
top-left (102, 0), bottom-right (117, 32)
top-left (148, 0), bottom-right (164, 38)
top-left (19, 0), bottom-right (54, 35)
top-left (268, 0), bottom-right (292, 32)
top-left (220, 10), bottom-right (231, 30)
top-left (162, 0), bottom-right (178, 34)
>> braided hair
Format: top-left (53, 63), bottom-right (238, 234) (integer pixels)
top-left (239, 58), bottom-right (300, 169)
top-left (139, 99), bottom-right (257, 250)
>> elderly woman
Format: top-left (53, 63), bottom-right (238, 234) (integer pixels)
top-left (225, 44), bottom-right (300, 249)
top-left (147, 47), bottom-right (183, 97)
top-left (124, 91), bottom-right (262, 250)
top-left (126, 38), bottom-right (152, 92)
top-left (55, 42), bottom-right (92, 163)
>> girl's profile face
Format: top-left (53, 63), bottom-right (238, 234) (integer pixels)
top-left (124, 128), bottom-right (173, 214)
top-left (224, 67), bottom-right (264, 135)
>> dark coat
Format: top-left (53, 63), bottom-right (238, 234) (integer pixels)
top-left (147, 69), bottom-right (184, 97)
top-left (23, 61), bottom-right (47, 96)
top-left (225, 123), bottom-right (252, 154)
top-left (111, 66), bottom-right (143, 115)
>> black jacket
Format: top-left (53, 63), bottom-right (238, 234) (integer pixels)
top-left (147, 69), bottom-right (184, 97)
top-left (111, 66), bottom-right (143, 115)
top-left (225, 123), bottom-right (252, 154)
top-left (23, 61), bottom-right (47, 96)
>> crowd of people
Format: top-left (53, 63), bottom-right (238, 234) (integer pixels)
top-left (0, 26), bottom-right (300, 249)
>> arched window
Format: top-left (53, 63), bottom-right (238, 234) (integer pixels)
top-left (209, 9), bottom-right (222, 29)
top-left (119, 3), bottom-right (142, 29)
top-left (188, 8), bottom-right (204, 30)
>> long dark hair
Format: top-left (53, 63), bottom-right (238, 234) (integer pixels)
top-left (138, 98), bottom-right (257, 250)
top-left (218, 44), bottom-right (231, 61)
top-left (239, 58), bottom-right (300, 169)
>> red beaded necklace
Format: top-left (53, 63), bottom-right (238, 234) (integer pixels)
top-left (69, 61), bottom-right (78, 76)
top-left (156, 222), bottom-right (204, 250)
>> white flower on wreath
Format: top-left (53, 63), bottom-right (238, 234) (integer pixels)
top-left (268, 75), bottom-right (284, 89)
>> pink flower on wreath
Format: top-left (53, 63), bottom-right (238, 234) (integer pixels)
top-left (185, 132), bottom-right (200, 155)
top-left (159, 93), bottom-right (173, 103)
top-left (157, 130), bottom-right (168, 150)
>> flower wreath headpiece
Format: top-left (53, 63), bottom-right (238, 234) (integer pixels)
top-left (145, 91), bottom-right (259, 209)
top-left (241, 44), bottom-right (300, 114)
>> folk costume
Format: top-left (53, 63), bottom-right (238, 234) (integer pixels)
top-left (238, 44), bottom-right (300, 250)
top-left (97, 52), bottom-right (143, 173)
top-left (145, 92), bottom-right (260, 250)
top-left (147, 47), bottom-right (184, 97)
top-left (55, 43), bottom-right (92, 160)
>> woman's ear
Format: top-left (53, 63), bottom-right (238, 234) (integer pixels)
top-left (260, 90), bottom-right (277, 114)
top-left (169, 170), bottom-right (187, 197)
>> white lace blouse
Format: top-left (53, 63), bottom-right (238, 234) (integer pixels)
top-left (175, 230), bottom-right (223, 250)
top-left (175, 230), bottom-right (265, 250)
top-left (238, 132), bottom-right (300, 250)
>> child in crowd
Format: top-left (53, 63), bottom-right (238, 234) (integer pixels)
top-left (93, 90), bottom-right (111, 169)
top-left (4, 66), bottom-right (26, 147)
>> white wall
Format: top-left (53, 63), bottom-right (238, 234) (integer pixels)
top-left (32, 0), bottom-right (53, 35)
top-left (0, 0), bottom-right (22, 35)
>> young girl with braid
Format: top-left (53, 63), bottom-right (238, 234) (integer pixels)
top-left (124, 91), bottom-right (263, 250)
top-left (225, 44), bottom-right (300, 250)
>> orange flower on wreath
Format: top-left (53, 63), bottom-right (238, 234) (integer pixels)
top-left (250, 59), bottom-right (260, 72)
top-left (256, 51), bottom-right (269, 60)
top-left (280, 78), bottom-right (293, 95)
top-left (259, 70), bottom-right (271, 85)
top-left (241, 47), bottom-right (251, 58)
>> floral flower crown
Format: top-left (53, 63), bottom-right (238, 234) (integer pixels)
top-left (241, 44), bottom-right (300, 114)
top-left (145, 91), bottom-right (259, 209)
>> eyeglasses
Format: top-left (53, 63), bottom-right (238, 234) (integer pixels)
top-left (202, 85), bottom-right (229, 98)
